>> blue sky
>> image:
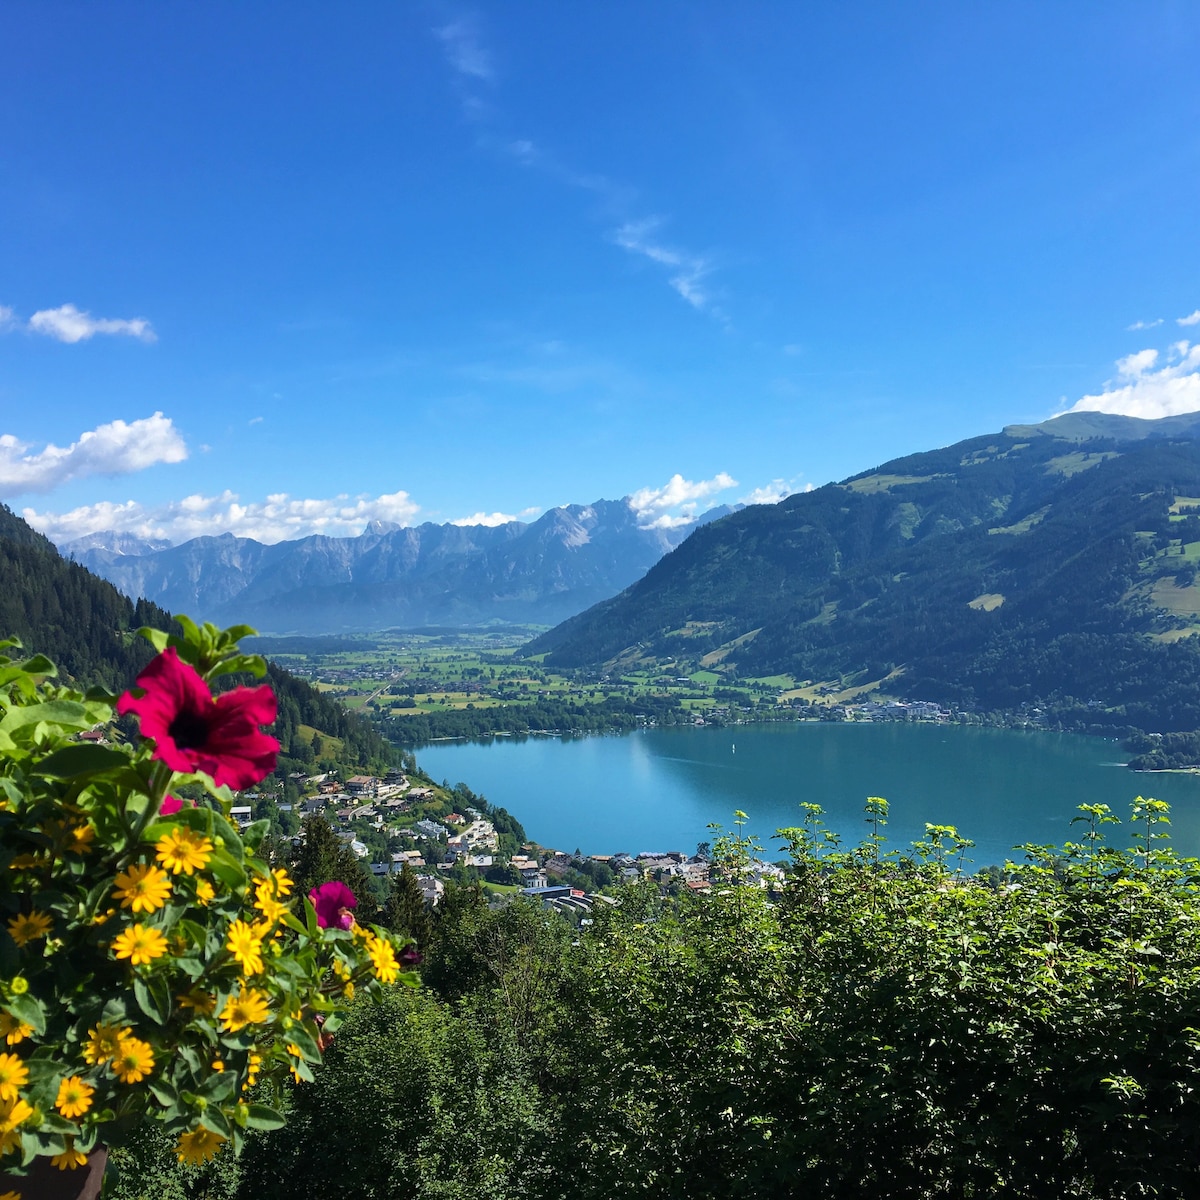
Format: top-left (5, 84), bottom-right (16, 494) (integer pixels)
top-left (3, 2), bottom-right (1200, 544)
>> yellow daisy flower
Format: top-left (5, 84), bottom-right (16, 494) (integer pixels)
top-left (0, 1055), bottom-right (28, 1103)
top-left (50, 1141), bottom-right (87, 1171)
top-left (112, 923), bottom-right (169, 966)
top-left (175, 1125), bottom-right (226, 1165)
top-left (68, 823), bottom-right (96, 854)
top-left (177, 988), bottom-right (216, 1015)
top-left (54, 1075), bottom-right (94, 1120)
top-left (366, 934), bottom-right (400, 984)
top-left (267, 867), bottom-right (294, 896)
top-left (0, 1014), bottom-right (32, 1047)
top-left (155, 828), bottom-right (213, 876)
top-left (225, 920), bottom-right (264, 976)
top-left (194, 879), bottom-right (216, 905)
top-left (0, 1094), bottom-right (33, 1132)
top-left (82, 1023), bottom-right (127, 1066)
top-left (113, 863), bottom-right (173, 914)
top-left (253, 890), bottom-right (288, 925)
top-left (0, 1190), bottom-right (21, 1200)
top-left (111, 1035), bottom-right (155, 1084)
top-left (219, 988), bottom-right (270, 1033)
top-left (7, 911), bottom-right (52, 947)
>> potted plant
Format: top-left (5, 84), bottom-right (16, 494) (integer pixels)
top-left (0, 620), bottom-right (417, 1197)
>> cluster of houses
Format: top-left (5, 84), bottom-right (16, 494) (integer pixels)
top-left (251, 766), bottom-right (790, 916)
top-left (832, 699), bottom-right (950, 722)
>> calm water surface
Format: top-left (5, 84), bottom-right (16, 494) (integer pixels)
top-left (417, 723), bottom-right (1200, 865)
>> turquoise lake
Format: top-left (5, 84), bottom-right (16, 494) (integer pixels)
top-left (416, 723), bottom-right (1200, 866)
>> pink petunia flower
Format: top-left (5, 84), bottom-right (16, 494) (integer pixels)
top-left (118, 647), bottom-right (279, 790)
top-left (309, 881), bottom-right (357, 929)
top-left (159, 795), bottom-right (194, 816)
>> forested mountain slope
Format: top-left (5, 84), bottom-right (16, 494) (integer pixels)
top-left (0, 503), bottom-right (396, 768)
top-left (528, 413), bottom-right (1200, 731)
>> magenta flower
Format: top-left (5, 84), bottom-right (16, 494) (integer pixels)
top-left (399, 946), bottom-right (422, 968)
top-left (159, 795), bottom-right (194, 816)
top-left (117, 647), bottom-right (279, 790)
top-left (309, 881), bottom-right (357, 929)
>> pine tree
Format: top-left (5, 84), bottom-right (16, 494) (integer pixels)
top-left (381, 864), bottom-right (433, 950)
top-left (289, 815), bottom-right (377, 921)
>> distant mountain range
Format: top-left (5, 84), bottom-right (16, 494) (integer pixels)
top-left (0, 501), bottom-right (397, 768)
top-left (64, 500), bottom-right (738, 633)
top-left (528, 411), bottom-right (1200, 732)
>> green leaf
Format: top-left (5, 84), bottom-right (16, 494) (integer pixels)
top-left (208, 847), bottom-right (247, 891)
top-left (133, 974), bottom-right (172, 1026)
top-left (148, 1078), bottom-right (180, 1108)
top-left (5, 991), bottom-right (46, 1035)
top-left (240, 819), bottom-right (270, 853)
top-left (208, 654), bottom-right (268, 681)
top-left (200, 1104), bottom-right (233, 1140)
top-left (34, 744), bottom-right (127, 779)
top-left (135, 626), bottom-right (172, 653)
top-left (0, 699), bottom-right (97, 737)
top-left (39, 1112), bottom-right (80, 1135)
top-left (241, 1104), bottom-right (287, 1131)
top-left (17, 654), bottom-right (56, 677)
top-left (196, 1069), bottom-right (238, 1105)
top-left (283, 1021), bottom-right (322, 1062)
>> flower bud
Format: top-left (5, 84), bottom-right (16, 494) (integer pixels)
top-left (9, 976), bottom-right (28, 995)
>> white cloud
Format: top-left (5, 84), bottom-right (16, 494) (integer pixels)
top-left (26, 488), bottom-right (422, 546)
top-left (1127, 318), bottom-right (1162, 331)
top-left (452, 506), bottom-right (542, 527)
top-left (628, 472), bottom-right (737, 528)
top-left (1117, 348), bottom-right (1159, 377)
top-left (613, 220), bottom-right (717, 313)
top-left (0, 306), bottom-right (16, 332)
top-left (1065, 340), bottom-right (1200, 420)
top-left (1178, 309), bottom-right (1200, 327)
top-left (0, 413), bottom-right (187, 496)
top-left (638, 512), bottom-right (698, 530)
top-left (740, 480), bottom-right (793, 506)
top-left (26, 303), bottom-right (155, 343)
top-left (434, 18), bottom-right (493, 82)
top-left (452, 511), bottom-right (515, 527)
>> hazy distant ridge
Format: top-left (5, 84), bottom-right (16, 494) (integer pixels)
top-left (66, 499), bottom-right (736, 633)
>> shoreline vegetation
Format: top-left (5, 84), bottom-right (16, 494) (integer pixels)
top-left (245, 628), bottom-right (1200, 772)
top-left (105, 799), bottom-right (1200, 1198)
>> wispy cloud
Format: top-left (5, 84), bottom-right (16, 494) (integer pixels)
top-left (613, 220), bottom-right (719, 314)
top-left (1178, 309), bottom-right (1200, 327)
top-left (1065, 340), bottom-right (1200, 420)
top-left (1127, 318), bottom-right (1162, 331)
top-left (27, 488), bottom-right (421, 546)
top-left (0, 413), bottom-right (186, 496)
top-left (628, 471), bottom-right (737, 528)
top-left (428, 16), bottom-right (726, 323)
top-left (434, 16), bottom-right (493, 82)
top-left (25, 303), bottom-right (155, 343)
top-left (0, 302), bottom-right (156, 343)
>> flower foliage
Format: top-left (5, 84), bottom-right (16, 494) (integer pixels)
top-left (0, 618), bottom-right (418, 1176)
